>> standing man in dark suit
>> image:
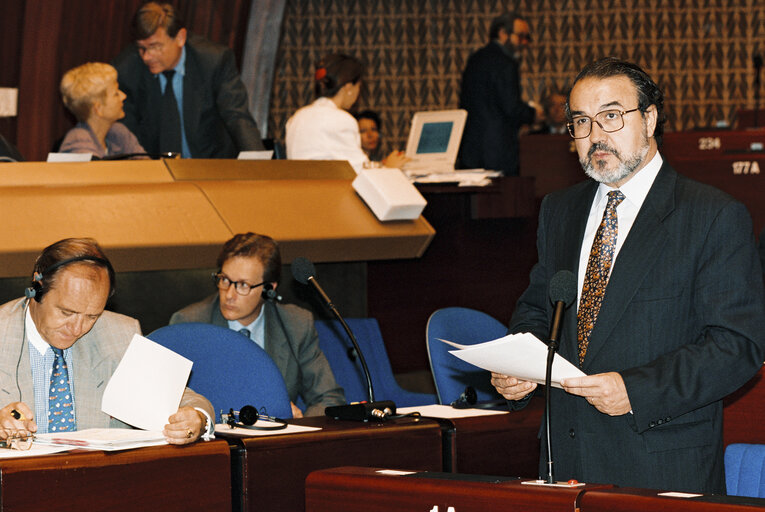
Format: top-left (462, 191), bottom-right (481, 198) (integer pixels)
top-left (113, 2), bottom-right (264, 158)
top-left (458, 12), bottom-right (540, 175)
top-left (491, 58), bottom-right (765, 493)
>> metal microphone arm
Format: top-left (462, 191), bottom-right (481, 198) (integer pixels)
top-left (307, 276), bottom-right (375, 403)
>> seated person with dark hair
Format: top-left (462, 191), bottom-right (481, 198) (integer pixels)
top-left (356, 109), bottom-right (383, 162)
top-left (59, 62), bottom-right (146, 159)
top-left (0, 238), bottom-right (213, 444)
top-left (169, 233), bottom-right (345, 417)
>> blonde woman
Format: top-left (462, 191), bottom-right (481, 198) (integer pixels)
top-left (59, 62), bottom-right (146, 158)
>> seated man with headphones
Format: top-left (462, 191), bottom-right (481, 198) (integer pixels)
top-left (0, 238), bottom-right (214, 444)
top-left (169, 232), bottom-right (345, 417)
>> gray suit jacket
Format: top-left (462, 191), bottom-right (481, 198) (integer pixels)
top-left (170, 295), bottom-right (345, 416)
top-left (113, 34), bottom-right (264, 158)
top-left (0, 298), bottom-right (213, 430)
top-left (510, 162), bottom-right (765, 493)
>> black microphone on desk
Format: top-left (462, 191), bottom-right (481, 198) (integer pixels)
top-left (291, 257), bottom-right (396, 421)
top-left (543, 270), bottom-right (577, 484)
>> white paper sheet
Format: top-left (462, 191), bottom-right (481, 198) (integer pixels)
top-left (101, 334), bottom-right (192, 431)
top-left (0, 443), bottom-right (69, 458)
top-left (442, 333), bottom-right (586, 388)
top-left (396, 404), bottom-right (508, 419)
top-left (237, 150), bottom-right (274, 160)
top-left (35, 428), bottom-right (168, 451)
top-left (214, 423), bottom-right (321, 437)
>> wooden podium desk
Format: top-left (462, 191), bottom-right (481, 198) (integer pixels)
top-left (306, 466), bottom-right (612, 512)
top-left (221, 415), bottom-right (443, 512)
top-left (580, 487), bottom-right (765, 511)
top-left (436, 398), bottom-right (543, 477)
top-left (0, 439), bottom-right (231, 512)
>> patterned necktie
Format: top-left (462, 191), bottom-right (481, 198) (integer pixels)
top-left (159, 70), bottom-right (182, 154)
top-left (49, 348), bottom-right (75, 432)
top-left (577, 190), bottom-right (625, 365)
top-left (238, 328), bottom-right (251, 340)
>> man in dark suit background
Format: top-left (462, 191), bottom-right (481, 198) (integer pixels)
top-left (457, 12), bottom-right (540, 175)
top-left (113, 2), bottom-right (264, 158)
top-left (491, 58), bottom-right (765, 493)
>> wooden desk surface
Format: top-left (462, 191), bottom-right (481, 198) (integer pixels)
top-left (0, 440), bottom-right (231, 512)
top-left (222, 416), bottom-right (443, 512)
top-left (580, 487), bottom-right (765, 511)
top-left (306, 466), bottom-right (611, 512)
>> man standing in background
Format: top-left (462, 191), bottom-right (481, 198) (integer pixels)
top-left (458, 12), bottom-right (541, 175)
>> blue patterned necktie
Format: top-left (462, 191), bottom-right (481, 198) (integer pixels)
top-left (577, 190), bottom-right (625, 365)
top-left (49, 347), bottom-right (75, 432)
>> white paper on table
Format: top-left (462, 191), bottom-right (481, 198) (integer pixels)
top-left (101, 334), bottom-right (192, 431)
top-left (214, 423), bottom-right (321, 437)
top-left (442, 332), bottom-right (586, 388)
top-left (237, 150), bottom-right (273, 160)
top-left (0, 444), bottom-right (69, 458)
top-left (396, 404), bottom-right (508, 419)
top-left (35, 428), bottom-right (168, 451)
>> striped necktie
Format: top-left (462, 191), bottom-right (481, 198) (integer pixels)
top-left (577, 190), bottom-right (625, 365)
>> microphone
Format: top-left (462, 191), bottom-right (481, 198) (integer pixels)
top-left (292, 257), bottom-right (396, 421)
top-left (544, 270), bottom-right (577, 484)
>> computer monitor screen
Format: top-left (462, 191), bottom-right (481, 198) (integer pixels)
top-left (416, 122), bottom-right (454, 154)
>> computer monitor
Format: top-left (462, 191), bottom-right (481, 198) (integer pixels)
top-left (402, 109), bottom-right (467, 172)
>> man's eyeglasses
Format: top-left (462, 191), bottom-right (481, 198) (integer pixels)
top-left (567, 108), bottom-right (640, 139)
top-left (212, 273), bottom-right (265, 296)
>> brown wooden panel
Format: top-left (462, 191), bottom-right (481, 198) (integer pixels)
top-left (0, 440), bottom-right (231, 511)
top-left (195, 179), bottom-right (435, 263)
top-left (724, 367), bottom-right (765, 447)
top-left (306, 466), bottom-right (611, 512)
top-left (165, 159), bottom-right (356, 181)
top-left (581, 487), bottom-right (765, 512)
top-left (0, 160), bottom-right (173, 186)
top-left (0, 182), bottom-right (231, 276)
top-left (224, 416), bottom-right (442, 512)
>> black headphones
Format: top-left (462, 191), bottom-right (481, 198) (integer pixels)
top-left (25, 256), bottom-right (115, 303)
top-left (261, 283), bottom-right (280, 301)
top-left (223, 405), bottom-right (287, 431)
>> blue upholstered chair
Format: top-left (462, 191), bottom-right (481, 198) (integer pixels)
top-left (147, 322), bottom-right (292, 420)
top-left (426, 307), bottom-right (508, 405)
top-left (314, 318), bottom-right (437, 407)
top-left (725, 443), bottom-right (765, 497)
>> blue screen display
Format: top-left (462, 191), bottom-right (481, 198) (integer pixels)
top-left (416, 122), bottom-right (453, 154)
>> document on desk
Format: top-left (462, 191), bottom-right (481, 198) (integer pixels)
top-left (101, 334), bottom-right (192, 431)
top-left (214, 423), bottom-right (322, 437)
top-left (442, 333), bottom-right (586, 388)
top-left (396, 404), bottom-right (507, 418)
top-left (35, 428), bottom-right (167, 451)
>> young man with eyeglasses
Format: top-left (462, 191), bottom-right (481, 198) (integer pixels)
top-left (169, 233), bottom-right (345, 417)
top-left (458, 11), bottom-right (542, 175)
top-left (491, 58), bottom-right (765, 493)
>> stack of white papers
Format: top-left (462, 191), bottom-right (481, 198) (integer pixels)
top-left (442, 332), bottom-right (586, 388)
top-left (35, 428), bottom-right (167, 451)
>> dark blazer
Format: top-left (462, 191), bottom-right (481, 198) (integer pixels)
top-left (169, 295), bottom-right (345, 417)
top-left (458, 41), bottom-right (536, 175)
top-left (510, 162), bottom-right (765, 493)
top-left (113, 34), bottom-right (264, 158)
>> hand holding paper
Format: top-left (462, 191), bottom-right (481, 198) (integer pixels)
top-left (442, 332), bottom-right (586, 389)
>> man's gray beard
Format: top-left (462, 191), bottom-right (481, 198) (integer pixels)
top-left (581, 141), bottom-right (650, 185)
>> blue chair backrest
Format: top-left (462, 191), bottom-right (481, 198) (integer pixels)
top-left (147, 322), bottom-right (292, 420)
top-left (725, 443), bottom-right (765, 497)
top-left (426, 307), bottom-right (508, 405)
top-left (315, 318), bottom-right (436, 407)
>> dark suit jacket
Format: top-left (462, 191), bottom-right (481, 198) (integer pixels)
top-left (169, 295), bottom-right (345, 416)
top-left (113, 34), bottom-right (264, 158)
top-left (510, 162), bottom-right (765, 493)
top-left (458, 41), bottom-right (536, 175)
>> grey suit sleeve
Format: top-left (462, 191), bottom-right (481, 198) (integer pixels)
top-left (213, 48), bottom-right (264, 151)
top-left (295, 321), bottom-right (346, 416)
top-left (622, 200), bottom-right (765, 433)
